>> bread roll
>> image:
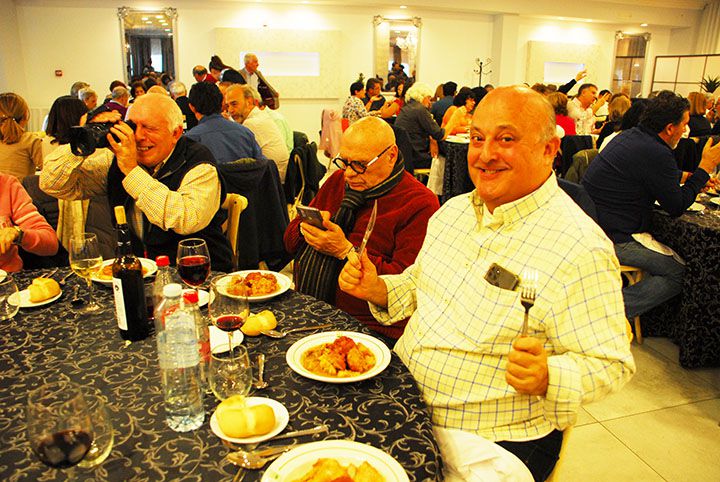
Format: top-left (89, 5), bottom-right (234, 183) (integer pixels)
top-left (241, 310), bottom-right (277, 336)
top-left (216, 396), bottom-right (276, 438)
top-left (28, 278), bottom-right (61, 303)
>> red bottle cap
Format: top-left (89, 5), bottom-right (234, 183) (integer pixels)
top-left (183, 290), bottom-right (199, 304)
top-left (156, 255), bottom-right (170, 267)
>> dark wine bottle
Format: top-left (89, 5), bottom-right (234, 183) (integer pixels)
top-left (112, 206), bottom-right (150, 341)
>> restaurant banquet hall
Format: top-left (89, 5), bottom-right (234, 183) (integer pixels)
top-left (1, 0), bottom-right (719, 481)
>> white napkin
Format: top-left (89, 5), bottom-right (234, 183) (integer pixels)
top-left (433, 427), bottom-right (534, 482)
top-left (427, 155), bottom-right (446, 195)
top-left (631, 232), bottom-right (686, 266)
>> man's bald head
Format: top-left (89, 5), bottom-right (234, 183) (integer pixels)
top-left (477, 86), bottom-right (557, 143)
top-left (339, 117), bottom-right (398, 191)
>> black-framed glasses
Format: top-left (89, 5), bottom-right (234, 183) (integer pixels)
top-left (333, 145), bottom-right (392, 174)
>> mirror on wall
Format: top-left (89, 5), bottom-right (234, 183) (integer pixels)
top-left (373, 16), bottom-right (421, 89)
top-left (118, 7), bottom-right (178, 83)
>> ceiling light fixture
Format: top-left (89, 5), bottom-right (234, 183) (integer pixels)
top-left (640, 23), bottom-right (648, 27)
top-left (400, 5), bottom-right (407, 8)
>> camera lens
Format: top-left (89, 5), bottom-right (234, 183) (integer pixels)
top-left (69, 120), bottom-right (136, 156)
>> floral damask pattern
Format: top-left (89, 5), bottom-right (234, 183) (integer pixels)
top-left (644, 205), bottom-right (720, 368)
top-left (0, 270), bottom-right (442, 481)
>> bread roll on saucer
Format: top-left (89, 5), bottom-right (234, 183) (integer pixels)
top-left (28, 278), bottom-right (61, 303)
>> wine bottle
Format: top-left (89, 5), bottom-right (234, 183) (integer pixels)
top-left (112, 205), bottom-right (150, 341)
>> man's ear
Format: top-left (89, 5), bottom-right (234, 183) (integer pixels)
top-left (543, 136), bottom-right (561, 165)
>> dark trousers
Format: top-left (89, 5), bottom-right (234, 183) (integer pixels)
top-left (497, 429), bottom-right (564, 482)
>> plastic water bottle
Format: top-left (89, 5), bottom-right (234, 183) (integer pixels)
top-left (154, 283), bottom-right (205, 432)
top-left (153, 255), bottom-right (180, 315)
top-left (182, 290), bottom-right (210, 391)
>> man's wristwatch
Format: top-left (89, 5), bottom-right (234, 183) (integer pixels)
top-left (12, 226), bottom-right (24, 246)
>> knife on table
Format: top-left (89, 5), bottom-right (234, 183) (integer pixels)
top-left (357, 200), bottom-right (378, 259)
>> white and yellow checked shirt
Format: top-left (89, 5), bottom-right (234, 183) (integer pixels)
top-left (40, 144), bottom-right (220, 237)
top-left (370, 175), bottom-right (635, 442)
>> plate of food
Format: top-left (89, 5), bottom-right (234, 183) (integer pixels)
top-left (710, 197), bottom-right (720, 206)
top-left (286, 332), bottom-right (391, 384)
top-left (91, 258), bottom-right (158, 286)
top-left (261, 440), bottom-right (409, 482)
top-left (687, 202), bottom-right (705, 212)
top-left (210, 396), bottom-right (289, 444)
top-left (9, 277), bottom-right (62, 308)
top-left (219, 270), bottom-right (291, 302)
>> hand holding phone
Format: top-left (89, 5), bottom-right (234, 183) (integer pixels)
top-left (297, 205), bottom-right (327, 231)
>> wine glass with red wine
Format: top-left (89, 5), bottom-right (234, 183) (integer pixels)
top-left (26, 380), bottom-right (94, 473)
top-left (177, 238), bottom-right (211, 289)
top-left (208, 274), bottom-right (250, 359)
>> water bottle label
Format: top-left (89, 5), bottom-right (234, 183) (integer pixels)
top-left (112, 278), bottom-right (127, 330)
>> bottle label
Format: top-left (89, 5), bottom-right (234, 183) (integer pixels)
top-left (112, 278), bottom-right (128, 330)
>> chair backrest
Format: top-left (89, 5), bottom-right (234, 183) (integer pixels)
top-left (565, 148), bottom-right (598, 183)
top-left (221, 193), bottom-right (248, 270)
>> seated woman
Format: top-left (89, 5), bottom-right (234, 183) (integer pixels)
top-left (394, 82), bottom-right (448, 169)
top-left (0, 173), bottom-right (58, 272)
top-left (547, 91), bottom-right (576, 137)
top-left (342, 81), bottom-right (368, 126)
top-left (444, 89), bottom-right (478, 135)
top-left (129, 81), bottom-right (146, 103)
top-left (441, 86), bottom-right (472, 128)
top-left (0, 92), bottom-right (43, 181)
top-left (378, 81), bottom-right (408, 119)
top-left (596, 95), bottom-right (631, 148)
top-left (688, 91), bottom-right (712, 137)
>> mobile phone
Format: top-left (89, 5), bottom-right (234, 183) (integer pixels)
top-left (484, 263), bottom-right (520, 291)
top-left (296, 205), bottom-right (326, 230)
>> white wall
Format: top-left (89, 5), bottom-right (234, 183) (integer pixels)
top-left (5, 1), bottom-right (706, 142)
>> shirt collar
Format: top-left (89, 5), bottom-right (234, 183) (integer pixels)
top-left (470, 173), bottom-right (558, 229)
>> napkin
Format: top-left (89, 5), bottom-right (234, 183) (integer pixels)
top-left (631, 233), bottom-right (685, 266)
top-left (433, 427), bottom-right (534, 482)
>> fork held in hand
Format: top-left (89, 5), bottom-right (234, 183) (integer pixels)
top-left (520, 270), bottom-right (537, 337)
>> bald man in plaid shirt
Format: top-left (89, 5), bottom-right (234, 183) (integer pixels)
top-left (340, 86), bottom-right (635, 482)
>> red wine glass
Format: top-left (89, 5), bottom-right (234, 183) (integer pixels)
top-left (176, 238), bottom-right (211, 289)
top-left (26, 380), bottom-right (94, 473)
top-left (208, 274), bottom-right (250, 359)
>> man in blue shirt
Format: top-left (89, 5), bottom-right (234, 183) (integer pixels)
top-left (185, 82), bottom-right (263, 164)
top-left (430, 81), bottom-right (457, 125)
top-left (583, 91), bottom-right (720, 319)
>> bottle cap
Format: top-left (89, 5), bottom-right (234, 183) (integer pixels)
top-left (114, 205), bottom-right (127, 225)
top-left (163, 283), bottom-right (182, 298)
top-left (156, 255), bottom-right (170, 267)
top-left (183, 290), bottom-right (199, 304)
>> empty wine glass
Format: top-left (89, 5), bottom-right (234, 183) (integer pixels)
top-left (208, 274), bottom-right (249, 359)
top-left (176, 238), bottom-right (211, 289)
top-left (0, 274), bottom-right (19, 321)
top-left (208, 344), bottom-right (252, 401)
top-left (26, 380), bottom-right (94, 472)
top-left (68, 233), bottom-right (103, 313)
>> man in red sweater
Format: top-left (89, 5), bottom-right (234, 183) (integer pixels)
top-left (284, 117), bottom-right (439, 340)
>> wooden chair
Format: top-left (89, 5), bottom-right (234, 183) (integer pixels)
top-left (620, 265), bottom-right (645, 344)
top-left (413, 167), bottom-right (431, 182)
top-left (221, 193), bottom-right (248, 271)
top-left (546, 426), bottom-right (573, 482)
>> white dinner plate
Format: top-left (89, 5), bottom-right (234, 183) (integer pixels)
top-left (210, 397), bottom-right (289, 444)
top-left (91, 258), bottom-right (158, 286)
top-left (209, 325), bottom-right (243, 352)
top-left (710, 197), bottom-right (720, 207)
top-left (687, 202), bottom-right (705, 212)
top-left (261, 440), bottom-right (409, 482)
top-left (8, 288), bottom-right (62, 308)
top-left (218, 270), bottom-right (291, 302)
top-left (286, 331), bottom-right (392, 384)
top-left (183, 289), bottom-right (209, 308)
top-left (0, 269), bottom-right (6, 282)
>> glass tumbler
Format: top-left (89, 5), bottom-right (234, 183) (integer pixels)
top-left (77, 392), bottom-right (114, 468)
top-left (0, 274), bottom-right (19, 321)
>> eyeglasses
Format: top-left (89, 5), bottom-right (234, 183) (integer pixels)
top-left (333, 145), bottom-right (393, 174)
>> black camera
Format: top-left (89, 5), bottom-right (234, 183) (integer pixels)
top-left (69, 119), bottom-right (136, 156)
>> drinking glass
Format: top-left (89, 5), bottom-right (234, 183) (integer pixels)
top-left (76, 391), bottom-right (113, 468)
top-left (68, 233), bottom-right (103, 313)
top-left (208, 274), bottom-right (250, 359)
top-left (26, 381), bottom-right (94, 471)
top-left (0, 274), bottom-right (19, 320)
top-left (209, 344), bottom-right (252, 401)
top-left (176, 238), bottom-right (211, 289)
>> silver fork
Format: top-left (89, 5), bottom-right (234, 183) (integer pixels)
top-left (38, 267), bottom-right (59, 279)
top-left (520, 270), bottom-right (537, 337)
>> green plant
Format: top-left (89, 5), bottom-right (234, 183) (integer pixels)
top-left (700, 75), bottom-right (720, 93)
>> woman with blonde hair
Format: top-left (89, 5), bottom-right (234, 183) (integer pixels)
top-left (597, 95), bottom-right (631, 148)
top-left (0, 92), bottom-right (43, 180)
top-left (687, 91), bottom-right (712, 136)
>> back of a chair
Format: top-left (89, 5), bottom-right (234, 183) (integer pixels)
top-left (559, 135), bottom-right (594, 178)
top-left (565, 148), bottom-right (598, 183)
top-left (221, 193), bottom-right (248, 271)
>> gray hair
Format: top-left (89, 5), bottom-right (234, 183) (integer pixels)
top-left (405, 82), bottom-right (434, 104)
top-left (231, 84), bottom-right (260, 104)
top-left (70, 81), bottom-right (89, 97)
top-left (78, 87), bottom-right (96, 102)
top-left (129, 93), bottom-right (183, 132)
top-left (244, 53), bottom-right (257, 64)
top-left (168, 82), bottom-right (187, 97)
top-left (111, 86), bottom-right (129, 100)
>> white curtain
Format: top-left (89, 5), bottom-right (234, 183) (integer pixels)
top-left (696, 0), bottom-right (720, 54)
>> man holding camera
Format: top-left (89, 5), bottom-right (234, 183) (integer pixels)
top-left (40, 93), bottom-right (233, 271)
top-left (339, 87), bottom-right (635, 481)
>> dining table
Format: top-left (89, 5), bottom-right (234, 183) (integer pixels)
top-left (440, 139), bottom-right (473, 204)
top-left (0, 268), bottom-right (442, 481)
top-left (643, 196), bottom-right (720, 368)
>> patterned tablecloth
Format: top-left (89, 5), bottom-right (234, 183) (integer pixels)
top-left (643, 200), bottom-right (720, 368)
top-left (0, 269), bottom-right (442, 481)
top-left (441, 141), bottom-right (472, 204)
